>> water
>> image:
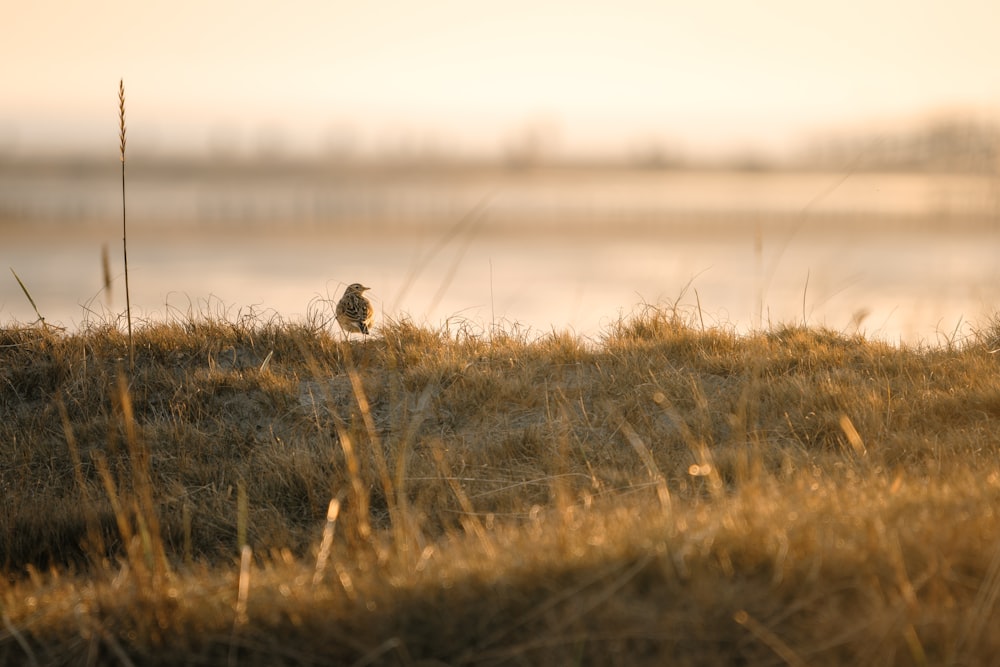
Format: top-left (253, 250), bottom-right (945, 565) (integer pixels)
top-left (2, 164), bottom-right (999, 344)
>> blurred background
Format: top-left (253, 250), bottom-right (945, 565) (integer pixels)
top-left (2, 0), bottom-right (999, 342)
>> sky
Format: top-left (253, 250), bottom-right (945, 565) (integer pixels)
top-left (3, 0), bottom-right (1000, 160)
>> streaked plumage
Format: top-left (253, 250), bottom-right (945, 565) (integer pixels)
top-left (336, 283), bottom-right (374, 335)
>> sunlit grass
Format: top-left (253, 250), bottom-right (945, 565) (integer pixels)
top-left (3, 306), bottom-right (1000, 664)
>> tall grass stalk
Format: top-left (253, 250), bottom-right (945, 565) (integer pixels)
top-left (119, 79), bottom-right (134, 373)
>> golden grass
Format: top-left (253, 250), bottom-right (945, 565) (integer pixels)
top-left (3, 306), bottom-right (1000, 665)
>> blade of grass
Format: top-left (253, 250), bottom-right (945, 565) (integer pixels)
top-left (10, 268), bottom-right (45, 326)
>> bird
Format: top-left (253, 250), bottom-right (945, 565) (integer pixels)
top-left (336, 283), bottom-right (374, 336)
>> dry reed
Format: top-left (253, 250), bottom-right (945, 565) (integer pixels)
top-left (118, 78), bottom-right (134, 373)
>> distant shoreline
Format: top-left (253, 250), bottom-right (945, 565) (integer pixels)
top-left (2, 165), bottom-right (996, 231)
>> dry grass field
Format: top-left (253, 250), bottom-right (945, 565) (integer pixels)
top-left (3, 304), bottom-right (1000, 665)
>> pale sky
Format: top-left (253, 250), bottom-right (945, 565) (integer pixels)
top-left (3, 0), bottom-right (999, 159)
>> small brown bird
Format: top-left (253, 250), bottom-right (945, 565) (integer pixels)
top-left (336, 283), bottom-right (374, 336)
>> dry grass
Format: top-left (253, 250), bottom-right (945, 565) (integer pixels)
top-left (117, 78), bottom-right (134, 375)
top-left (3, 305), bottom-right (1000, 665)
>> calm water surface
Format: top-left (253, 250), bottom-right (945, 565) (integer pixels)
top-left (2, 167), bottom-right (998, 344)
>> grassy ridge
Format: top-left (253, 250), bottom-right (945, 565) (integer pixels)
top-left (3, 307), bottom-right (1000, 665)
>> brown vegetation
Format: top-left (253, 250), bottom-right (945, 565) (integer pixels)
top-left (3, 306), bottom-right (1000, 665)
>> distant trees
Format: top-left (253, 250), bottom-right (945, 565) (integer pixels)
top-left (800, 117), bottom-right (1000, 173)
